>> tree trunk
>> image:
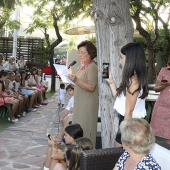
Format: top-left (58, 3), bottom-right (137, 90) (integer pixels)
top-left (93, 0), bottom-right (133, 148)
top-left (49, 50), bottom-right (56, 92)
top-left (147, 45), bottom-right (155, 83)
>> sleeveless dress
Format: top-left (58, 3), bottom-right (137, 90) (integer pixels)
top-left (0, 80), bottom-right (13, 106)
top-left (29, 75), bottom-right (43, 89)
top-left (72, 62), bottom-right (99, 146)
top-left (150, 67), bottom-right (170, 139)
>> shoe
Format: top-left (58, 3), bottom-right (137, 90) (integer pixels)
top-left (22, 112), bottom-right (26, 117)
top-left (33, 105), bottom-right (39, 108)
top-left (8, 117), bottom-right (18, 123)
top-left (61, 106), bottom-right (65, 109)
top-left (41, 101), bottom-right (48, 105)
top-left (28, 108), bottom-right (37, 112)
top-left (11, 119), bottom-right (18, 123)
top-left (15, 115), bottom-right (21, 119)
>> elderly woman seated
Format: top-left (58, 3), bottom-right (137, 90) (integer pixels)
top-left (3, 56), bottom-right (18, 72)
top-left (113, 118), bottom-right (161, 170)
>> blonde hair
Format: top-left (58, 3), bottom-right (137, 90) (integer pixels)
top-left (68, 145), bottom-right (83, 170)
top-left (75, 137), bottom-right (93, 150)
top-left (120, 118), bottom-right (155, 154)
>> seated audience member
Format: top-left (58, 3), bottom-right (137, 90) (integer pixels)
top-left (75, 137), bottom-right (93, 150)
top-left (58, 85), bottom-right (74, 141)
top-left (60, 56), bottom-right (66, 65)
top-left (0, 54), bottom-right (4, 71)
top-left (17, 55), bottom-right (27, 70)
top-left (53, 138), bottom-right (93, 170)
top-left (36, 68), bottom-right (48, 98)
top-left (43, 124), bottom-right (83, 170)
top-left (26, 71), bottom-right (44, 108)
top-left (14, 72), bottom-right (28, 116)
top-left (5, 72), bottom-right (24, 118)
top-left (28, 67), bottom-right (47, 105)
top-left (113, 118), bottom-right (161, 170)
top-left (0, 70), bottom-right (19, 122)
top-left (20, 71), bottom-right (38, 112)
top-left (3, 56), bottom-right (18, 72)
top-left (53, 145), bottom-right (83, 170)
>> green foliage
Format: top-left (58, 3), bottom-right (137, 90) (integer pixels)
top-left (0, 0), bottom-right (21, 31)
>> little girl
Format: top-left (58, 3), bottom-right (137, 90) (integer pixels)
top-left (20, 71), bottom-right (38, 111)
top-left (37, 68), bottom-right (48, 99)
top-left (43, 124), bottom-right (83, 170)
top-left (28, 67), bottom-right (47, 105)
top-left (0, 70), bottom-right (19, 122)
top-left (5, 72), bottom-right (24, 118)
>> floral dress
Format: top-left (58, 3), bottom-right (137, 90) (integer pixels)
top-left (150, 67), bottom-right (170, 139)
top-left (0, 80), bottom-right (13, 106)
top-left (116, 151), bottom-right (161, 170)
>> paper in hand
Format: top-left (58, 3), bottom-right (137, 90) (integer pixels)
top-left (53, 64), bottom-right (75, 84)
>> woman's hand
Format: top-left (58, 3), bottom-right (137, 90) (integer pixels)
top-left (105, 70), bottom-right (115, 84)
top-left (105, 71), bottom-right (117, 97)
top-left (68, 74), bottom-right (77, 83)
top-left (161, 81), bottom-right (170, 86)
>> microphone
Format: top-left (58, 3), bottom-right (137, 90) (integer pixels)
top-left (68, 60), bottom-right (77, 69)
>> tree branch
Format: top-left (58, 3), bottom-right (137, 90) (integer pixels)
top-left (51, 14), bottom-right (62, 50)
top-left (44, 28), bottom-right (51, 47)
top-left (131, 2), bottom-right (151, 43)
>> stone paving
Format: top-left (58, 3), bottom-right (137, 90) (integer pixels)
top-left (0, 92), bottom-right (64, 170)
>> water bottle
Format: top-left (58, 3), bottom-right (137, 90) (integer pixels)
top-left (60, 139), bottom-right (66, 151)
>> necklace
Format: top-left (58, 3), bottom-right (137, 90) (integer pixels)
top-left (80, 60), bottom-right (96, 70)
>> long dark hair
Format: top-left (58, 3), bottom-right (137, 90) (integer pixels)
top-left (65, 124), bottom-right (83, 140)
top-left (0, 70), bottom-right (8, 78)
top-left (117, 43), bottom-right (148, 99)
top-left (20, 70), bottom-right (26, 86)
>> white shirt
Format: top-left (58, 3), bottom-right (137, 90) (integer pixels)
top-left (114, 91), bottom-right (146, 118)
top-left (66, 96), bottom-right (74, 111)
top-left (0, 64), bottom-right (4, 71)
top-left (14, 81), bottom-right (20, 91)
top-left (8, 80), bottom-right (14, 90)
top-left (3, 62), bottom-right (18, 71)
top-left (28, 75), bottom-right (37, 85)
top-left (59, 89), bottom-right (66, 97)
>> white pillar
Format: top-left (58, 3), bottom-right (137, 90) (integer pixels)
top-left (12, 10), bottom-right (19, 61)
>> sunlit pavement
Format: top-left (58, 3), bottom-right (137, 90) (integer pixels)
top-left (0, 78), bottom-right (64, 170)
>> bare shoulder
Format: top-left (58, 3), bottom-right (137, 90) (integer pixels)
top-left (128, 75), bottom-right (139, 94)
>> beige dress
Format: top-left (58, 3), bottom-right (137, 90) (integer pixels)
top-left (73, 62), bottom-right (99, 146)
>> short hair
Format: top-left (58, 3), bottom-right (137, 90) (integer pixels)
top-left (66, 84), bottom-right (74, 91)
top-left (65, 124), bottom-right (83, 140)
top-left (77, 40), bottom-right (97, 60)
top-left (117, 42), bottom-right (148, 99)
top-left (60, 83), bottom-right (65, 89)
top-left (0, 70), bottom-right (8, 78)
top-left (8, 71), bottom-right (15, 76)
top-left (120, 118), bottom-right (155, 154)
top-left (75, 137), bottom-right (93, 150)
